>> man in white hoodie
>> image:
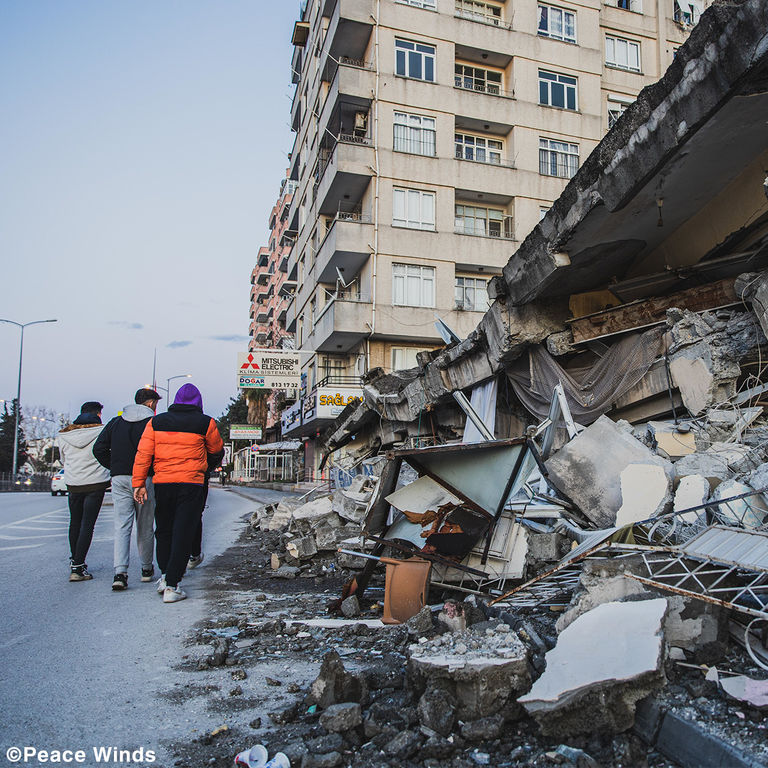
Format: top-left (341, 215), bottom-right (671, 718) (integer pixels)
top-left (58, 403), bottom-right (111, 581)
top-left (93, 388), bottom-right (160, 591)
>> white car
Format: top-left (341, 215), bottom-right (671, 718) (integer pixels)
top-left (51, 469), bottom-right (67, 496)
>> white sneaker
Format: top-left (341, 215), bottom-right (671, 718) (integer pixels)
top-left (188, 553), bottom-right (204, 569)
top-left (156, 575), bottom-right (167, 594)
top-left (163, 586), bottom-right (187, 603)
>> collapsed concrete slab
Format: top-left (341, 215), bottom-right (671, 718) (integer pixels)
top-left (615, 463), bottom-right (671, 527)
top-left (673, 474), bottom-right (711, 523)
top-left (519, 598), bottom-right (667, 736)
top-left (545, 416), bottom-right (673, 528)
top-left (673, 452), bottom-right (732, 489)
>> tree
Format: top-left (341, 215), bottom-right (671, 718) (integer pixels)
top-left (0, 400), bottom-right (28, 473)
top-left (216, 392), bottom-right (250, 440)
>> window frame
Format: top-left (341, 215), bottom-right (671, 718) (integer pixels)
top-left (605, 35), bottom-right (641, 72)
top-left (395, 38), bottom-right (436, 82)
top-left (607, 94), bottom-right (633, 128)
top-left (455, 275), bottom-right (490, 311)
top-left (392, 187), bottom-right (436, 231)
top-left (537, 4), bottom-right (577, 44)
top-left (455, 132), bottom-right (504, 165)
top-left (394, 111), bottom-right (437, 157)
top-left (392, 263), bottom-right (436, 308)
top-left (539, 137), bottom-right (579, 179)
top-left (538, 69), bottom-right (578, 110)
top-left (454, 62), bottom-right (504, 95)
top-left (455, 0), bottom-right (504, 26)
top-left (454, 204), bottom-right (512, 239)
top-left (391, 346), bottom-right (430, 371)
top-left (396, 0), bottom-right (436, 8)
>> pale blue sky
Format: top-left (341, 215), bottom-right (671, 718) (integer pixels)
top-left (0, 0), bottom-right (299, 423)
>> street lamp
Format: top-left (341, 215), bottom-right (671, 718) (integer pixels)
top-left (0, 318), bottom-right (58, 477)
top-left (166, 374), bottom-right (192, 410)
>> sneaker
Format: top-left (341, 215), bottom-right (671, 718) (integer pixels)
top-left (141, 567), bottom-right (154, 583)
top-left (112, 573), bottom-right (128, 591)
top-left (163, 586), bottom-right (187, 603)
top-left (156, 575), bottom-right (167, 594)
top-left (188, 553), bottom-right (204, 569)
top-left (69, 565), bottom-right (93, 582)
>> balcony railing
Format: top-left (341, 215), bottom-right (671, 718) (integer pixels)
top-left (338, 55), bottom-right (371, 69)
top-left (316, 374), bottom-right (363, 388)
top-left (316, 133), bottom-right (372, 187)
top-left (455, 150), bottom-right (515, 169)
top-left (454, 217), bottom-right (514, 240)
top-left (454, 8), bottom-right (512, 29)
top-left (454, 79), bottom-right (513, 99)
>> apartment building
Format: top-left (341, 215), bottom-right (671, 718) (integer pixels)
top-left (278, 0), bottom-right (703, 467)
top-left (249, 175), bottom-right (298, 437)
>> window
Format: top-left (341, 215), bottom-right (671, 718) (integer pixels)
top-left (396, 0), bottom-right (436, 7)
top-left (455, 277), bottom-right (489, 311)
top-left (455, 133), bottom-right (503, 164)
top-left (455, 205), bottom-right (513, 239)
top-left (391, 347), bottom-right (430, 370)
top-left (616, 0), bottom-right (641, 11)
top-left (310, 296), bottom-right (316, 324)
top-left (395, 39), bottom-right (436, 82)
top-left (606, 36), bottom-right (641, 72)
top-left (455, 0), bottom-right (503, 26)
top-left (393, 187), bottom-right (436, 230)
top-left (394, 112), bottom-right (436, 156)
top-left (392, 264), bottom-right (435, 307)
top-left (539, 70), bottom-right (577, 110)
top-left (674, 0), bottom-right (701, 24)
top-left (539, 138), bottom-right (579, 178)
top-left (607, 96), bottom-right (632, 128)
top-left (538, 5), bottom-right (576, 43)
top-left (455, 63), bottom-right (503, 95)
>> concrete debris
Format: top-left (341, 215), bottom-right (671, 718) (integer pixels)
top-left (519, 599), bottom-right (667, 736)
top-left (673, 475), bottom-right (711, 523)
top-left (648, 421), bottom-right (697, 460)
top-left (318, 702), bottom-right (362, 733)
top-left (710, 479), bottom-right (766, 528)
top-left (408, 623), bottom-right (531, 720)
top-left (673, 451), bottom-right (734, 488)
top-left (545, 415), bottom-right (673, 528)
top-left (717, 673), bottom-right (768, 711)
top-left (614, 463), bottom-right (671, 527)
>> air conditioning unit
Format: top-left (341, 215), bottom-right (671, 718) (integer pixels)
top-left (354, 112), bottom-right (368, 133)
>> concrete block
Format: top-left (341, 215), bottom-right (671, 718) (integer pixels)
top-left (545, 415), bottom-right (673, 528)
top-left (307, 650), bottom-right (368, 709)
top-left (674, 452), bottom-right (732, 489)
top-left (319, 702), bottom-right (362, 732)
top-left (286, 535), bottom-right (318, 561)
top-left (710, 479), bottom-right (766, 528)
top-left (705, 442), bottom-right (761, 474)
top-left (615, 463), bottom-right (671, 527)
top-left (340, 595), bottom-right (360, 618)
top-left (331, 488), bottom-right (369, 524)
top-left (673, 475), bottom-right (710, 523)
top-left (527, 532), bottom-right (564, 562)
top-left (519, 599), bottom-right (667, 736)
top-left (313, 524), bottom-right (348, 552)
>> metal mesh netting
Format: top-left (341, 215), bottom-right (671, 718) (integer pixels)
top-left (506, 327), bottom-right (665, 424)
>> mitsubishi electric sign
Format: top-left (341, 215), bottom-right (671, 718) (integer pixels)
top-left (237, 350), bottom-right (301, 389)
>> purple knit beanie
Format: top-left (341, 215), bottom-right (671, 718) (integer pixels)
top-left (174, 383), bottom-right (203, 409)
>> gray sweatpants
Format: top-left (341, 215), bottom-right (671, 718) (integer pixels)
top-left (112, 475), bottom-right (155, 574)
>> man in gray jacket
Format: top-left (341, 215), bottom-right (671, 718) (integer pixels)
top-left (93, 388), bottom-right (160, 591)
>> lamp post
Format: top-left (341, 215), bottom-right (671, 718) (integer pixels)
top-left (166, 374), bottom-right (192, 410)
top-left (0, 318), bottom-right (58, 477)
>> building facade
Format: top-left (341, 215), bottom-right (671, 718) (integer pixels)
top-left (278, 0), bottom-right (704, 469)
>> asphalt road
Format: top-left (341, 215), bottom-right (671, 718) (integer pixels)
top-left (0, 485), bottom-right (288, 767)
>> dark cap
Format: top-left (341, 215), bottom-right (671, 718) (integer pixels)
top-left (80, 401), bottom-right (103, 414)
top-left (135, 388), bottom-right (161, 404)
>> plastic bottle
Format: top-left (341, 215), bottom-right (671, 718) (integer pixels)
top-left (233, 744), bottom-right (268, 767)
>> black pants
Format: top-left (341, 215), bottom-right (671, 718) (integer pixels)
top-left (68, 489), bottom-right (106, 565)
top-left (190, 480), bottom-right (209, 558)
top-left (154, 483), bottom-right (205, 588)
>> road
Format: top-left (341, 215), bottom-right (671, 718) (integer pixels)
top-left (0, 486), bottom-right (288, 767)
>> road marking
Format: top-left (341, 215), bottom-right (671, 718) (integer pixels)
top-left (0, 543), bottom-right (45, 551)
top-left (0, 508), bottom-right (69, 529)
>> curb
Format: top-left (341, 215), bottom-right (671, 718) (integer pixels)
top-left (634, 698), bottom-right (768, 768)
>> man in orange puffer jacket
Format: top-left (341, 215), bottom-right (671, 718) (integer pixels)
top-left (132, 383), bottom-right (224, 603)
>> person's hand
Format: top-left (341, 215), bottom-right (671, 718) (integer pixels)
top-left (134, 486), bottom-right (148, 504)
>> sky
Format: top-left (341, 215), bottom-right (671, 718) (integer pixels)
top-left (0, 0), bottom-right (299, 426)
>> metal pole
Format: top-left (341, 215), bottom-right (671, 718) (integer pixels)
top-left (11, 326), bottom-right (24, 477)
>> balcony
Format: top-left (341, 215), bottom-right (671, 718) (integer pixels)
top-left (315, 137), bottom-right (373, 216)
top-left (315, 212), bottom-right (373, 283)
top-left (320, 0), bottom-right (373, 81)
top-left (453, 78), bottom-right (513, 99)
top-left (256, 307), bottom-right (269, 324)
top-left (279, 254), bottom-right (290, 273)
top-left (257, 248), bottom-right (269, 268)
top-left (454, 216), bottom-right (514, 241)
top-left (256, 271), bottom-right (270, 286)
top-left (318, 63), bottom-right (373, 143)
top-left (310, 294), bottom-right (372, 353)
top-left (454, 2), bottom-right (512, 29)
